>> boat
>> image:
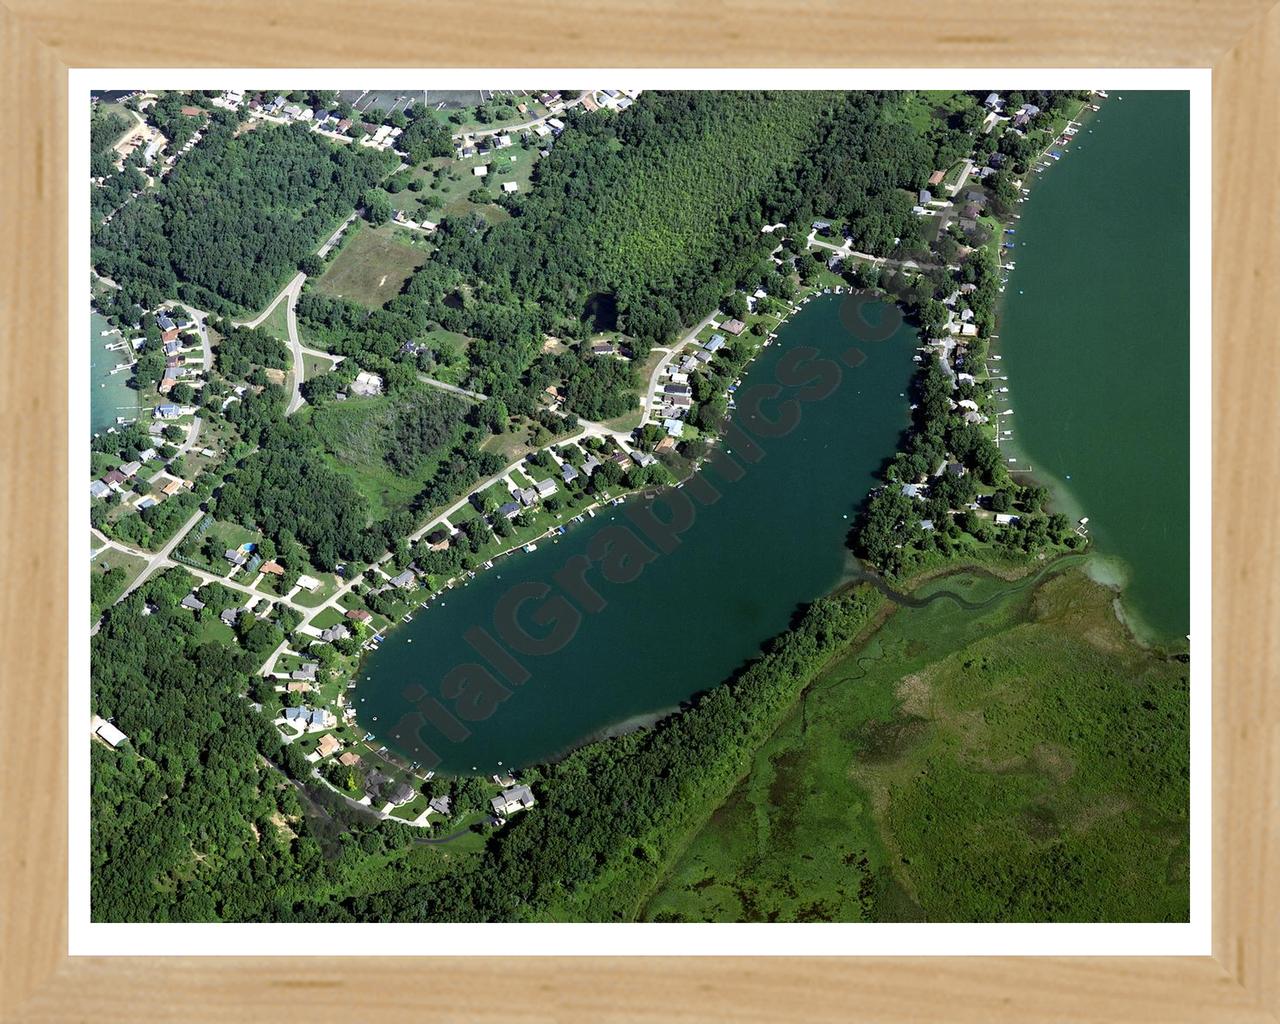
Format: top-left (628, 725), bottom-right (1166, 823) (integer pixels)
top-left (523, 543), bottom-right (537, 553)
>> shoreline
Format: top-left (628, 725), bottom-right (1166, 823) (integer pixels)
top-left (331, 284), bottom-right (850, 788)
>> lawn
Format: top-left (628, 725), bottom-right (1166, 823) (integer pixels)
top-left (312, 220), bottom-right (429, 309)
top-left (641, 565), bottom-right (1189, 924)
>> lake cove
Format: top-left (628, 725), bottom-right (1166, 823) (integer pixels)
top-left (91, 308), bottom-right (138, 438)
top-left (358, 295), bottom-right (919, 774)
top-left (996, 90), bottom-right (1190, 643)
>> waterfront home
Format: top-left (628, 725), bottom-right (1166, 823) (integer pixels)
top-left (497, 500), bottom-right (522, 519)
top-left (338, 751), bottom-right (361, 767)
top-left (662, 417), bottom-right (685, 437)
top-left (561, 463), bottom-right (579, 484)
top-left (581, 455), bottom-right (602, 476)
top-left (517, 486), bottom-right (539, 507)
top-left (291, 663), bottom-right (318, 682)
top-left (631, 450), bottom-right (657, 468)
top-left (491, 784), bottom-right (537, 816)
top-left (315, 734), bottom-right (341, 759)
top-left (154, 404), bottom-right (181, 419)
top-left (668, 394), bottom-right (693, 408)
top-left (694, 350), bottom-right (714, 365)
top-left (387, 781), bottom-right (416, 806)
top-left (704, 335), bottom-right (726, 353)
top-left (656, 436), bottom-right (677, 453)
top-left (345, 609), bottom-right (372, 624)
top-left (180, 593), bottom-right (205, 611)
top-left (664, 384), bottom-right (692, 397)
top-left (535, 477), bottom-right (558, 498)
top-left (389, 569), bottom-right (417, 589)
top-left (995, 513), bottom-right (1021, 526)
top-left (286, 682), bottom-right (312, 694)
top-left (669, 371), bottom-right (690, 385)
top-left (320, 625), bottom-right (350, 644)
top-left (720, 318), bottom-right (746, 336)
top-left (428, 795), bottom-right (452, 816)
top-left (901, 482), bottom-right (925, 499)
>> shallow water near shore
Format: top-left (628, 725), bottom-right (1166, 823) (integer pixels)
top-left (996, 90), bottom-right (1190, 643)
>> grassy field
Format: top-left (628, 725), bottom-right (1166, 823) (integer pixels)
top-left (313, 221), bottom-right (429, 309)
top-left (641, 562), bottom-right (1189, 923)
top-left (300, 384), bottom-right (470, 521)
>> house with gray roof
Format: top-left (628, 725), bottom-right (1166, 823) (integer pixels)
top-left (534, 477), bottom-right (557, 498)
top-left (491, 784), bottom-right (536, 816)
top-left (180, 593), bottom-right (205, 611)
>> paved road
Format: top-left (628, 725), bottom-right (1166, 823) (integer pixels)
top-left (112, 508), bottom-right (207, 605)
top-left (639, 310), bottom-right (721, 425)
top-left (417, 373), bottom-right (488, 403)
top-left (233, 213), bottom-right (357, 416)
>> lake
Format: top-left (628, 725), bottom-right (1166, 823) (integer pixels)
top-left (90, 309), bottom-right (138, 437)
top-left (358, 296), bottom-right (919, 774)
top-left (996, 90), bottom-right (1190, 643)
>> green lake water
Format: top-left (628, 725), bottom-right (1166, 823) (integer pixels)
top-left (358, 296), bottom-right (919, 774)
top-left (997, 90), bottom-right (1190, 642)
top-left (91, 309), bottom-right (138, 437)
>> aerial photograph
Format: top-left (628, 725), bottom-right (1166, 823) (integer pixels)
top-left (87, 86), bottom-right (1190, 924)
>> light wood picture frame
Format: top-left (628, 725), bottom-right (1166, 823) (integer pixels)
top-left (2, 2), bottom-right (1276, 1019)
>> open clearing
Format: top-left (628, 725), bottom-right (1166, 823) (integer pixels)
top-left (313, 221), bottom-right (428, 309)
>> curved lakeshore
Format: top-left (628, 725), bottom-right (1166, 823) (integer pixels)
top-left (355, 293), bottom-right (921, 774)
top-left (992, 90), bottom-right (1190, 643)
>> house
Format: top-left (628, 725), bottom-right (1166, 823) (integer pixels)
top-left (581, 455), bottom-right (602, 476)
top-left (517, 486), bottom-right (539, 507)
top-left (138, 448), bottom-right (158, 462)
top-left (561, 463), bottom-right (579, 484)
top-left (136, 496), bottom-right (157, 511)
top-left (283, 707), bottom-right (308, 724)
top-left (156, 313), bottom-right (176, 331)
top-left (995, 513), bottom-right (1021, 526)
top-left (919, 189), bottom-right (933, 204)
top-left (260, 560), bottom-right (285, 576)
top-left (631, 450), bottom-right (657, 468)
top-left (224, 548), bottom-right (247, 567)
top-left (655, 435), bottom-right (677, 453)
top-left (901, 483), bottom-right (925, 499)
top-left (94, 719), bottom-right (128, 748)
top-left (535, 478), bottom-right (557, 498)
top-left (546, 117), bottom-right (565, 133)
top-left (719, 318), bottom-right (746, 336)
top-left (296, 574), bottom-right (321, 592)
top-left (472, 164), bottom-right (488, 177)
top-left (704, 334), bottom-right (726, 353)
top-left (389, 569), bottom-right (417, 590)
top-left (496, 500), bottom-right (522, 519)
top-left (286, 681), bottom-right (312, 693)
top-left (491, 784), bottom-right (536, 816)
top-left (161, 479), bottom-right (185, 497)
top-left (180, 593), bottom-right (205, 611)
top-left (154, 404), bottom-right (181, 419)
top-left (668, 393), bottom-right (693, 408)
top-left (928, 169), bottom-right (946, 186)
top-left (984, 92), bottom-right (1001, 109)
top-left (338, 751), bottom-right (362, 767)
top-left (308, 708), bottom-right (336, 731)
top-left (694, 350), bottom-right (714, 364)
top-left (291, 663), bottom-right (318, 682)
top-left (89, 480), bottom-right (111, 499)
top-left (386, 781), bottom-right (416, 806)
top-left (350, 370), bottom-right (384, 397)
top-left (315, 734), bottom-right (341, 759)
top-left (662, 418), bottom-right (685, 438)
top-left (502, 181), bottom-right (518, 194)
top-left (920, 519), bottom-right (935, 531)
top-left (220, 607), bottom-right (240, 626)
top-left (811, 220), bottom-right (832, 232)
top-left (428, 795), bottom-right (452, 816)
top-left (345, 609), bottom-right (372, 624)
top-left (962, 202), bottom-right (981, 219)
top-left (320, 625), bottom-right (350, 644)
top-left (591, 342), bottom-right (616, 356)
top-left (664, 384), bottom-right (692, 397)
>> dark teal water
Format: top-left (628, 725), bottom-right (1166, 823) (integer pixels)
top-left (998, 90), bottom-right (1190, 642)
top-left (358, 296), bottom-right (919, 773)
